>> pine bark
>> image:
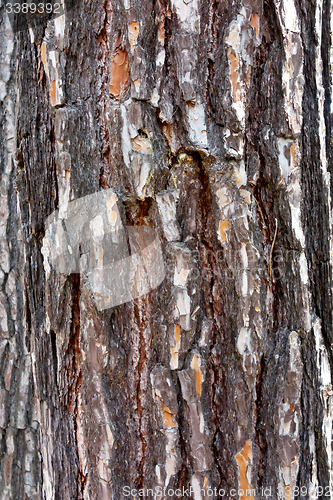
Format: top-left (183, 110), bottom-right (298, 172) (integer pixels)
top-left (0, 0), bottom-right (333, 498)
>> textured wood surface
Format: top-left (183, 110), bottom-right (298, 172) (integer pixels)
top-left (0, 0), bottom-right (333, 498)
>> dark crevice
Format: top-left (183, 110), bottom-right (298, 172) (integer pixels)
top-left (254, 354), bottom-right (267, 488)
top-left (50, 329), bottom-right (58, 387)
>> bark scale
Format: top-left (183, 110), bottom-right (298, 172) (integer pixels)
top-left (0, 0), bottom-right (333, 499)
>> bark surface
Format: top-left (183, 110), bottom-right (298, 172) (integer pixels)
top-left (0, 0), bottom-right (333, 499)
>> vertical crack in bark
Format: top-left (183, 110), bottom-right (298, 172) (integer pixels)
top-left (97, 0), bottom-right (112, 190)
top-left (197, 152), bottom-right (227, 491)
top-left (135, 301), bottom-right (148, 488)
top-left (66, 274), bottom-right (81, 415)
top-left (50, 330), bottom-right (58, 387)
top-left (68, 274), bottom-right (84, 498)
top-left (254, 354), bottom-right (267, 488)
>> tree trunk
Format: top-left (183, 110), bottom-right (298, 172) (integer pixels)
top-left (1, 0), bottom-right (333, 498)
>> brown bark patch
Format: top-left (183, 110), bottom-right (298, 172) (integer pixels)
top-left (191, 354), bottom-right (203, 397)
top-left (163, 407), bottom-right (177, 428)
top-left (50, 80), bottom-right (57, 106)
top-left (236, 440), bottom-right (253, 500)
top-left (228, 48), bottom-right (240, 102)
top-left (110, 41), bottom-right (129, 98)
top-left (158, 20), bottom-right (165, 42)
top-left (251, 13), bottom-right (260, 38)
top-left (219, 219), bottom-right (230, 243)
top-left (131, 133), bottom-right (152, 154)
top-left (41, 41), bottom-right (49, 77)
